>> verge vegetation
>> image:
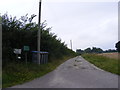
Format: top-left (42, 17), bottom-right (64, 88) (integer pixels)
top-left (3, 56), bottom-right (74, 88)
top-left (81, 53), bottom-right (119, 75)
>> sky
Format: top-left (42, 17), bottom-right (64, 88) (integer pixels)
top-left (0, 0), bottom-right (119, 51)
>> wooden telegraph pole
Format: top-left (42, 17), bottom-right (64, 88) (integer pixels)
top-left (38, 0), bottom-right (42, 64)
top-left (70, 40), bottom-right (72, 50)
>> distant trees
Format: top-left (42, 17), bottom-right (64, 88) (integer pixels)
top-left (84, 48), bottom-right (91, 53)
top-left (115, 41), bottom-right (120, 52)
top-left (76, 47), bottom-right (103, 54)
top-left (76, 49), bottom-right (84, 55)
top-left (104, 49), bottom-right (117, 53)
top-left (91, 47), bottom-right (103, 53)
top-left (76, 47), bottom-right (117, 55)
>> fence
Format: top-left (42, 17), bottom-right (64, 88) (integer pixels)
top-left (32, 51), bottom-right (48, 64)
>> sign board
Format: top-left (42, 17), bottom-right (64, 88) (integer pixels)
top-left (14, 49), bottom-right (21, 54)
top-left (23, 46), bottom-right (30, 51)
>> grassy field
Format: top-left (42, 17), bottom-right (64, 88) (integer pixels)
top-left (81, 53), bottom-right (119, 75)
top-left (2, 56), bottom-right (75, 88)
top-left (98, 52), bottom-right (118, 60)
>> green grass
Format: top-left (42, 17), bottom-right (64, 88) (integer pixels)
top-left (81, 53), bottom-right (119, 75)
top-left (2, 56), bottom-right (74, 88)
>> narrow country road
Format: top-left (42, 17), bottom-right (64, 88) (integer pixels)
top-left (11, 56), bottom-right (118, 88)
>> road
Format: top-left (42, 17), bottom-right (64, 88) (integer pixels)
top-left (11, 56), bottom-right (118, 88)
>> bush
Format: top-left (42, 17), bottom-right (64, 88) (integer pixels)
top-left (2, 13), bottom-right (76, 65)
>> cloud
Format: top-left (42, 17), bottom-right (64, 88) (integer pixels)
top-left (75, 17), bottom-right (118, 50)
top-left (0, 1), bottom-right (118, 51)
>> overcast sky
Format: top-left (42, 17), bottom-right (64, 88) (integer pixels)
top-left (0, 0), bottom-right (119, 51)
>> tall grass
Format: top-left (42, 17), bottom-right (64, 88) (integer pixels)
top-left (81, 53), bottom-right (119, 75)
top-left (2, 56), bottom-right (74, 88)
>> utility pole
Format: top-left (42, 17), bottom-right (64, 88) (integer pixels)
top-left (38, 0), bottom-right (42, 64)
top-left (0, 16), bottom-right (2, 89)
top-left (70, 40), bottom-right (72, 50)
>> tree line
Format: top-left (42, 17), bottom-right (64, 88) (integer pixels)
top-left (76, 47), bottom-right (117, 55)
top-left (2, 13), bottom-right (76, 66)
top-left (115, 41), bottom-right (120, 52)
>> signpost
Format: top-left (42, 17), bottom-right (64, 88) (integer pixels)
top-left (14, 49), bottom-right (22, 54)
top-left (23, 46), bottom-right (30, 51)
top-left (14, 49), bottom-right (22, 60)
top-left (23, 46), bottom-right (30, 64)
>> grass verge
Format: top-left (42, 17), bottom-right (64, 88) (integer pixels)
top-left (2, 56), bottom-right (75, 88)
top-left (81, 53), bottom-right (119, 75)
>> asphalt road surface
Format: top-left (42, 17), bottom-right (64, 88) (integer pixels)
top-left (11, 56), bottom-right (118, 88)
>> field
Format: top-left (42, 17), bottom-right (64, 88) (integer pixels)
top-left (81, 53), bottom-right (119, 75)
top-left (98, 52), bottom-right (119, 60)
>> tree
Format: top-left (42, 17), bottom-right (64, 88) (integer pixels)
top-left (91, 47), bottom-right (103, 53)
top-left (84, 48), bottom-right (92, 53)
top-left (104, 49), bottom-right (117, 53)
top-left (76, 49), bottom-right (84, 55)
top-left (115, 41), bottom-right (120, 52)
top-left (2, 13), bottom-right (76, 65)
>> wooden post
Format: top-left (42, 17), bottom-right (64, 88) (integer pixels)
top-left (25, 52), bottom-right (27, 64)
top-left (38, 0), bottom-right (42, 64)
